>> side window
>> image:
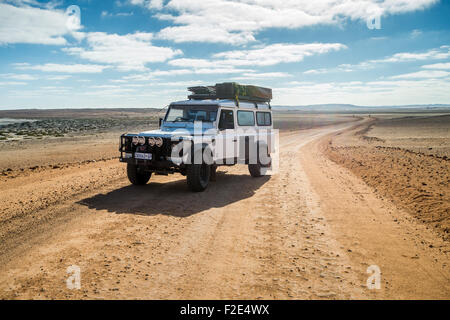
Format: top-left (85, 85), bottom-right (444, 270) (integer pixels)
top-left (256, 112), bottom-right (265, 125)
top-left (237, 111), bottom-right (255, 126)
top-left (265, 113), bottom-right (272, 126)
top-left (219, 109), bottom-right (234, 130)
top-left (256, 112), bottom-right (272, 126)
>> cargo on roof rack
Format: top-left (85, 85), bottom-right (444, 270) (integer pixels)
top-left (188, 82), bottom-right (272, 104)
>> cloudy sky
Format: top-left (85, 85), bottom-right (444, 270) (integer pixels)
top-left (0, 0), bottom-right (449, 109)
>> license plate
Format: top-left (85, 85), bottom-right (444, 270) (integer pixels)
top-left (135, 152), bottom-right (152, 160)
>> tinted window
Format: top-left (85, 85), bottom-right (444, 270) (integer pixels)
top-left (256, 112), bottom-right (272, 126)
top-left (237, 111), bottom-right (255, 126)
top-left (219, 110), bottom-right (234, 130)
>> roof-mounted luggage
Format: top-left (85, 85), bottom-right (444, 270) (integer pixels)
top-left (188, 82), bottom-right (272, 105)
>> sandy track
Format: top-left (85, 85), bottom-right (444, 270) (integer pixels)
top-left (0, 121), bottom-right (448, 299)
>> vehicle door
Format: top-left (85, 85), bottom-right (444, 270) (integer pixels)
top-left (215, 108), bottom-right (236, 164)
top-left (236, 110), bottom-right (257, 164)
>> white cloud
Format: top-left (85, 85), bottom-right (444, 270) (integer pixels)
top-left (15, 63), bottom-right (110, 73)
top-left (83, 87), bottom-right (138, 97)
top-left (128, 0), bottom-right (439, 44)
top-left (421, 62), bottom-right (450, 70)
top-left (303, 69), bottom-right (328, 75)
top-left (109, 42), bottom-right (344, 81)
top-left (154, 80), bottom-right (205, 87)
top-left (410, 29), bottom-right (423, 38)
top-left (63, 32), bottom-right (182, 71)
top-left (91, 85), bottom-right (121, 89)
top-left (130, 0), bottom-right (163, 10)
top-left (235, 72), bottom-right (292, 80)
top-left (47, 75), bottom-right (72, 80)
top-left (376, 47), bottom-right (450, 63)
top-left (169, 43), bottom-right (347, 71)
top-left (101, 10), bottom-right (134, 18)
top-left (194, 67), bottom-right (254, 75)
top-left (391, 70), bottom-right (450, 79)
top-left (0, 73), bottom-right (37, 80)
top-left (213, 43), bottom-right (347, 66)
top-left (120, 66), bottom-right (255, 79)
top-left (158, 25), bottom-right (255, 45)
top-left (0, 81), bottom-right (27, 86)
top-left (312, 46), bottom-right (450, 74)
top-left (274, 78), bottom-right (450, 106)
top-left (151, 69), bottom-right (192, 76)
top-left (122, 73), bottom-right (155, 81)
top-left (0, 2), bottom-right (81, 45)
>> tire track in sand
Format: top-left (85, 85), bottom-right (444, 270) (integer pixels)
top-left (0, 121), bottom-right (448, 299)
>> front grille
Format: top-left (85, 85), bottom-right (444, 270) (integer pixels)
top-left (121, 135), bottom-right (172, 158)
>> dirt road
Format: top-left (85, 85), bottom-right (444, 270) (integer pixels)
top-left (0, 121), bottom-right (448, 299)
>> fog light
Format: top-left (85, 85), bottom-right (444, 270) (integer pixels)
top-left (155, 137), bottom-right (163, 147)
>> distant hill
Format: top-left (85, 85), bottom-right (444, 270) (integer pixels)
top-left (0, 108), bottom-right (162, 119)
top-left (272, 104), bottom-right (450, 113)
top-left (1, 104), bottom-right (449, 118)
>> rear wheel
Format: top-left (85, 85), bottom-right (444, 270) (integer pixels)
top-left (248, 163), bottom-right (263, 177)
top-left (249, 144), bottom-right (271, 178)
top-left (186, 163), bottom-right (211, 192)
top-left (127, 163), bottom-right (151, 185)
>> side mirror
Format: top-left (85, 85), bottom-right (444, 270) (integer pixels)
top-left (159, 117), bottom-right (163, 128)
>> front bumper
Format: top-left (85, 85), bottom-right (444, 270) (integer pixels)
top-left (119, 134), bottom-right (186, 170)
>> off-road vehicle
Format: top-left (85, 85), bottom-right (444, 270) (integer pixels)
top-left (119, 82), bottom-right (275, 192)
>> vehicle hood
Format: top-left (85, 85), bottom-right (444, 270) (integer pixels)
top-left (137, 122), bottom-right (216, 139)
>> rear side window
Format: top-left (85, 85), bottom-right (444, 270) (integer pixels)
top-left (237, 111), bottom-right (255, 126)
top-left (256, 112), bottom-right (272, 126)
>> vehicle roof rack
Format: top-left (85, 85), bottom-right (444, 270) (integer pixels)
top-left (188, 82), bottom-right (272, 107)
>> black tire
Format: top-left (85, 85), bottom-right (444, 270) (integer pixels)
top-left (248, 163), bottom-right (263, 177)
top-left (186, 163), bottom-right (210, 192)
top-left (127, 163), bottom-right (151, 185)
top-left (249, 144), bottom-right (271, 178)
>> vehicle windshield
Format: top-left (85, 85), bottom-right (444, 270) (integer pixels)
top-left (165, 105), bottom-right (218, 123)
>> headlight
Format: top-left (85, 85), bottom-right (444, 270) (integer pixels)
top-left (138, 136), bottom-right (146, 145)
top-left (148, 137), bottom-right (156, 146)
top-left (155, 137), bottom-right (163, 147)
top-left (132, 136), bottom-right (139, 145)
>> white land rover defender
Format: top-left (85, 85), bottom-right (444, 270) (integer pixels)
top-left (119, 82), bottom-right (276, 192)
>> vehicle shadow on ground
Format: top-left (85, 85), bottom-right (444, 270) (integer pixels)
top-left (78, 172), bottom-right (270, 218)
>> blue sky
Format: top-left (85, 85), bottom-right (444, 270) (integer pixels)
top-left (0, 0), bottom-right (449, 109)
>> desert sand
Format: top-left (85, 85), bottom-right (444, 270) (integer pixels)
top-left (326, 115), bottom-right (449, 240)
top-left (0, 111), bottom-right (448, 299)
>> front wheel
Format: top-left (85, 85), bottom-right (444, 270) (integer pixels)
top-left (186, 163), bottom-right (210, 192)
top-left (127, 163), bottom-right (151, 185)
